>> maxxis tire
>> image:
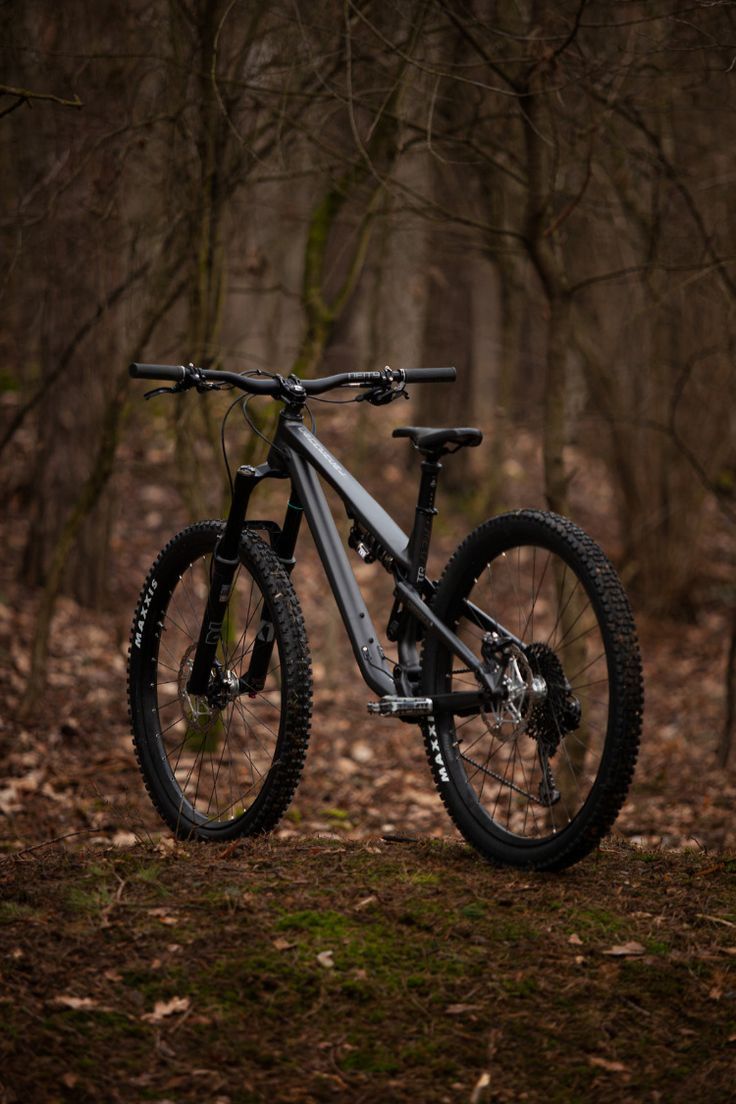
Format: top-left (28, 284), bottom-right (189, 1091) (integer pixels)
top-left (128, 521), bottom-right (312, 840)
top-left (420, 509), bottom-right (643, 871)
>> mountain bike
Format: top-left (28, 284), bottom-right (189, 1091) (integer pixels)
top-left (127, 361), bottom-right (643, 871)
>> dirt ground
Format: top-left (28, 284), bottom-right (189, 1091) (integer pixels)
top-left (1, 404), bottom-right (735, 858)
top-left (2, 839), bottom-right (735, 1104)
top-left (1, 400), bottom-right (735, 1102)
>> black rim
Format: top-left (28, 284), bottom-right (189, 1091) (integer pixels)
top-left (439, 540), bottom-right (613, 845)
top-left (146, 546), bottom-right (285, 830)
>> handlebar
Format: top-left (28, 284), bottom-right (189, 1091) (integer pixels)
top-left (128, 362), bottom-right (456, 398)
top-left (129, 362), bottom-right (279, 395)
top-left (129, 363), bottom-right (188, 381)
top-left (402, 368), bottom-right (456, 383)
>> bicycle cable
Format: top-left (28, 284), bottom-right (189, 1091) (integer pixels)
top-left (309, 394), bottom-right (364, 405)
top-left (219, 369), bottom-right (279, 496)
top-left (220, 393), bottom-right (246, 499)
top-left (219, 369), bottom-right (397, 493)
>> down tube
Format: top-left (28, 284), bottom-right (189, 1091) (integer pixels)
top-left (287, 453), bottom-right (394, 697)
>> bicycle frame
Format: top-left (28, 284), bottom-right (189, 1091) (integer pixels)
top-left (186, 403), bottom-right (512, 708)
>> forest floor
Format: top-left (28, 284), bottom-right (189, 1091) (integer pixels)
top-left (2, 838), bottom-right (736, 1104)
top-left (1, 399), bottom-right (736, 1101)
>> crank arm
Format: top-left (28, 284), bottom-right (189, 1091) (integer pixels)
top-left (430, 690), bottom-right (488, 715)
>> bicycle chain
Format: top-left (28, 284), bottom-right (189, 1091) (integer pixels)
top-left (458, 750), bottom-right (553, 807)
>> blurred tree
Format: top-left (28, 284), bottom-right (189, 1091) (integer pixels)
top-left (3, 0), bottom-right (736, 740)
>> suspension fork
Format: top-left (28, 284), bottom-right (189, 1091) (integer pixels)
top-left (240, 491), bottom-right (304, 694)
top-left (185, 463), bottom-right (291, 696)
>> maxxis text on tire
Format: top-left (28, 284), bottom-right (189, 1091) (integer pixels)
top-left (128, 521), bottom-right (312, 840)
top-left (420, 510), bottom-right (643, 871)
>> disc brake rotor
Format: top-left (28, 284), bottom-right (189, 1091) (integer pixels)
top-left (479, 643), bottom-right (545, 740)
top-left (177, 645), bottom-right (220, 740)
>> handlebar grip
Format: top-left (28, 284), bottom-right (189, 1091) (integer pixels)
top-left (129, 362), bottom-right (186, 381)
top-left (403, 367), bottom-right (456, 383)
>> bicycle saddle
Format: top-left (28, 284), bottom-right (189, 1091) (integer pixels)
top-left (392, 425), bottom-right (483, 455)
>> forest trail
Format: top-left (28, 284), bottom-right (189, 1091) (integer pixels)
top-left (1, 838), bottom-right (734, 1103)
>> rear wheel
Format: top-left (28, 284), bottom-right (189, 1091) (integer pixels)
top-left (421, 510), bottom-right (642, 870)
top-left (128, 521), bottom-right (311, 840)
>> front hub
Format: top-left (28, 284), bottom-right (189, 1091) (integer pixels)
top-left (177, 646), bottom-right (241, 738)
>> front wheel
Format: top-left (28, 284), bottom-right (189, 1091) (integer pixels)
top-left (128, 521), bottom-right (312, 840)
top-left (421, 510), bottom-right (643, 871)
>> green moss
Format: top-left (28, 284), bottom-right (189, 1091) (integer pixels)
top-left (65, 884), bottom-right (113, 914)
top-left (489, 916), bottom-right (541, 942)
top-left (646, 939), bottom-right (671, 956)
top-left (341, 1045), bottom-right (400, 1074)
top-left (201, 883), bottom-right (243, 907)
top-left (45, 1008), bottom-right (149, 1041)
top-left (325, 807), bottom-right (350, 822)
top-left (131, 861), bottom-right (163, 883)
top-left (4, 840), bottom-right (736, 1104)
top-left (569, 906), bottom-right (625, 934)
top-left (410, 872), bottom-right (440, 886)
top-left (0, 901), bottom-right (35, 924)
top-left (275, 909), bottom-right (348, 937)
top-left (501, 975), bottom-right (538, 997)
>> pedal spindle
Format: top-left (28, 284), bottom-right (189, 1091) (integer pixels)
top-left (367, 696), bottom-right (434, 717)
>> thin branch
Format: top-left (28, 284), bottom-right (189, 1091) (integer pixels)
top-left (588, 86), bottom-right (736, 303)
top-left (346, 0), bottom-right (523, 99)
top-left (0, 258), bottom-right (151, 459)
top-left (570, 256), bottom-right (736, 297)
top-left (541, 0), bottom-right (589, 70)
top-left (0, 83), bottom-right (82, 109)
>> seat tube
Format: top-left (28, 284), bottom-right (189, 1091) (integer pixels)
top-left (393, 458), bottom-right (442, 690)
top-left (186, 465), bottom-right (259, 696)
top-left (407, 458), bottom-right (442, 586)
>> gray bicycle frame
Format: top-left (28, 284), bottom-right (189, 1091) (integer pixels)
top-left (186, 403), bottom-right (518, 702)
top-left (268, 412), bottom-right (513, 701)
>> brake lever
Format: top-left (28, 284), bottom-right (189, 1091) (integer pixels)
top-left (143, 363), bottom-right (223, 401)
top-left (357, 385), bottom-right (410, 407)
top-left (356, 367), bottom-right (410, 407)
top-left (357, 386), bottom-right (408, 408)
top-left (144, 384), bottom-right (181, 400)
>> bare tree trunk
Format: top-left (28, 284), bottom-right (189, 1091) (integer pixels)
top-left (522, 46), bottom-right (575, 519)
top-left (419, 241), bottom-right (476, 439)
top-left (481, 252), bottom-right (520, 516)
top-left (18, 271), bottom-right (186, 717)
top-left (542, 292), bottom-right (573, 515)
top-left (717, 605), bottom-right (736, 768)
top-left (171, 0), bottom-right (230, 520)
top-left (19, 189), bottom-right (123, 609)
